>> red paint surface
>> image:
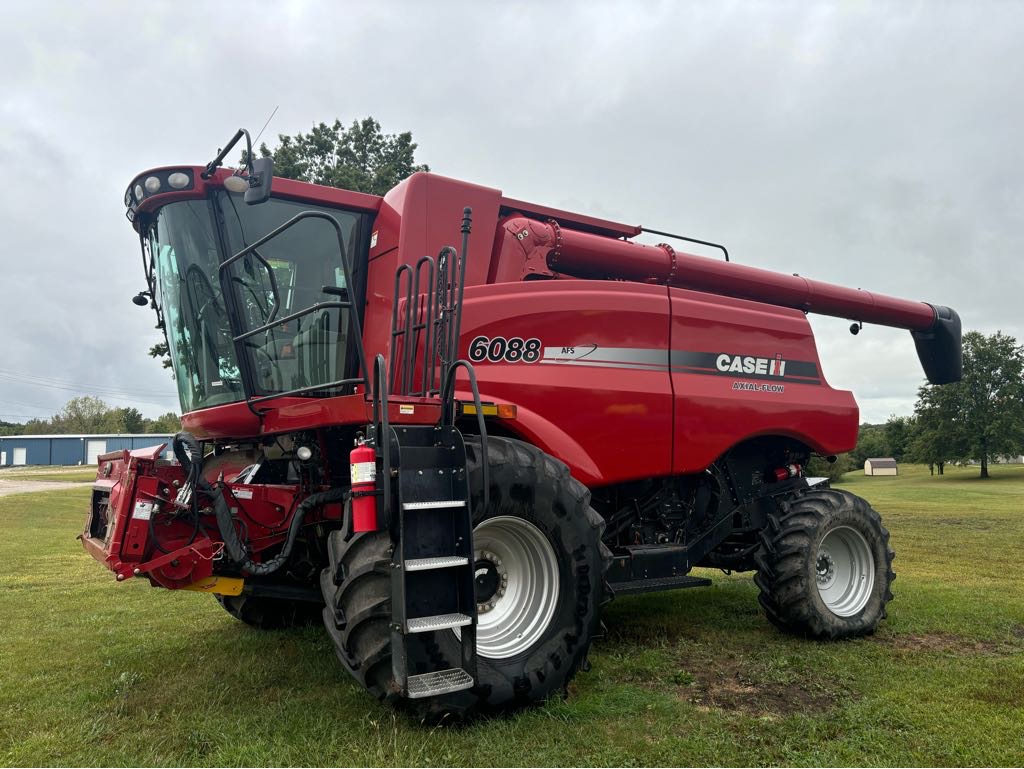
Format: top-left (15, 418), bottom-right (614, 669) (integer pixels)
top-left (134, 168), bottom-right (934, 487)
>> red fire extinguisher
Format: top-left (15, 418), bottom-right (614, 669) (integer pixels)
top-left (350, 436), bottom-right (378, 532)
top-left (773, 463), bottom-right (803, 482)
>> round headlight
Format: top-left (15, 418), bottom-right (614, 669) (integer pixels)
top-left (167, 172), bottom-right (190, 189)
top-left (296, 446), bottom-right (313, 461)
top-left (144, 176), bottom-right (161, 194)
top-left (223, 175), bottom-right (249, 193)
top-left (134, 183), bottom-right (144, 201)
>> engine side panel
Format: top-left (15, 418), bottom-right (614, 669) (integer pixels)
top-left (456, 281), bottom-right (674, 487)
top-left (452, 281), bottom-right (858, 486)
top-left (669, 287), bottom-right (858, 473)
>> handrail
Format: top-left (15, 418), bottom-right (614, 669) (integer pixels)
top-left (389, 256), bottom-right (438, 397)
top-left (435, 246), bottom-right (458, 376)
top-left (218, 210), bottom-right (372, 403)
top-left (244, 376), bottom-right (366, 406)
top-left (232, 300), bottom-right (349, 342)
top-left (440, 359), bottom-right (489, 514)
top-left (372, 354), bottom-right (392, 527)
top-left (411, 256), bottom-right (437, 396)
top-left (389, 265), bottom-right (414, 394)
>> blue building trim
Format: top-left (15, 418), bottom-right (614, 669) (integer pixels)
top-left (0, 435), bottom-right (174, 467)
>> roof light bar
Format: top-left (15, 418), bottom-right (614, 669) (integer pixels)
top-left (124, 169), bottom-right (195, 220)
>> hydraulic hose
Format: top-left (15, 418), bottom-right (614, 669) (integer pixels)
top-left (173, 432), bottom-right (346, 576)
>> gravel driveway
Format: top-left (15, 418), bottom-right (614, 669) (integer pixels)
top-left (0, 479), bottom-right (92, 497)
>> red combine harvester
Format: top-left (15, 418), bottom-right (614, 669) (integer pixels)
top-left (82, 128), bottom-right (961, 717)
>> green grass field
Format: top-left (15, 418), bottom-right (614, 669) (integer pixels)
top-left (1, 465), bottom-right (1022, 766)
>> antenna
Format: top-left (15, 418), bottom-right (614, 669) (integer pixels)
top-left (252, 105), bottom-right (280, 149)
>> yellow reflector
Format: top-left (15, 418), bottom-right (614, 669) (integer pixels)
top-left (461, 403), bottom-right (498, 416)
top-left (459, 402), bottom-right (517, 419)
top-left (182, 576), bottom-right (244, 596)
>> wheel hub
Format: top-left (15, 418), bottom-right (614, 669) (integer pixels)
top-left (456, 516), bottom-right (560, 659)
top-left (816, 551), bottom-right (836, 586)
top-left (815, 525), bottom-right (875, 617)
top-left (474, 550), bottom-right (508, 614)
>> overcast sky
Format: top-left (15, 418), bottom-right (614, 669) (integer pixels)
top-left (1, 0), bottom-right (1021, 425)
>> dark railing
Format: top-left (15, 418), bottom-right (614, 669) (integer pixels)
top-left (218, 210), bottom-right (371, 407)
top-left (389, 256), bottom-right (437, 396)
top-left (389, 208), bottom-right (474, 399)
top-left (371, 353), bottom-right (392, 526)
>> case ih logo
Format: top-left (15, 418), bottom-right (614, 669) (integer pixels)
top-left (715, 353), bottom-right (787, 377)
top-left (671, 350), bottom-right (821, 385)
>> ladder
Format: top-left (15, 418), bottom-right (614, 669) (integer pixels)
top-left (387, 424), bottom-right (477, 698)
top-left (371, 207), bottom-right (490, 700)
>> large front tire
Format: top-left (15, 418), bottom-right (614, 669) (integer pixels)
top-left (320, 437), bottom-right (610, 719)
top-left (754, 487), bottom-right (895, 639)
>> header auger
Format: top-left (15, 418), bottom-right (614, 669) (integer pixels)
top-left (81, 127), bottom-right (958, 718)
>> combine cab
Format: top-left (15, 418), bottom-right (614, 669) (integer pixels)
top-left (81, 128), bottom-right (961, 718)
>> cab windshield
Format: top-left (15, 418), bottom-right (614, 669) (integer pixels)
top-left (147, 192), bottom-right (369, 413)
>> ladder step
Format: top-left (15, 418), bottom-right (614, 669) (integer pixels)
top-left (612, 575), bottom-right (713, 596)
top-left (406, 667), bottom-right (474, 699)
top-left (404, 555), bottom-right (469, 572)
top-left (406, 612), bottom-right (472, 633)
top-left (403, 500), bottom-right (466, 510)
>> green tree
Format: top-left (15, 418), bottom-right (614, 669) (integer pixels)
top-left (884, 415), bottom-right (916, 462)
top-left (149, 341), bottom-right (172, 370)
top-left (908, 382), bottom-right (962, 474)
top-left (807, 452), bottom-right (852, 482)
top-left (50, 396), bottom-right (113, 434)
top-left (258, 117), bottom-right (429, 195)
top-left (913, 331), bottom-right (1024, 478)
top-left (21, 417), bottom-right (53, 435)
top-left (145, 412), bottom-right (182, 433)
top-left (0, 420), bottom-right (25, 436)
top-left (104, 407), bottom-right (145, 434)
top-left (850, 423), bottom-right (888, 468)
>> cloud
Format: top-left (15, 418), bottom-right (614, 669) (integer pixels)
top-left (0, 1), bottom-right (1020, 427)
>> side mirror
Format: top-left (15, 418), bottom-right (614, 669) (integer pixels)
top-left (244, 157), bottom-right (274, 205)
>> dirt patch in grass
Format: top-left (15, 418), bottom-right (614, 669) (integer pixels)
top-left (872, 631), bottom-right (1021, 656)
top-left (671, 654), bottom-right (847, 717)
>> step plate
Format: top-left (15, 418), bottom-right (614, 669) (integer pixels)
top-left (406, 612), bottom-right (473, 633)
top-left (406, 667), bottom-right (474, 699)
top-left (612, 575), bottom-right (713, 596)
top-left (403, 500), bottom-right (466, 510)
top-left (404, 556), bottom-right (470, 572)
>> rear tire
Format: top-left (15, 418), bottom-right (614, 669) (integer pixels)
top-left (215, 593), bottom-right (324, 629)
top-left (754, 487), bottom-right (895, 639)
top-left (320, 436), bottom-right (611, 719)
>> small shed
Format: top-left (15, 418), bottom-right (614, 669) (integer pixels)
top-left (864, 457), bottom-right (898, 476)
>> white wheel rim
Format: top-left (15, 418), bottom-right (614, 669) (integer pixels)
top-left (461, 516), bottom-right (560, 660)
top-left (816, 525), bottom-right (875, 617)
